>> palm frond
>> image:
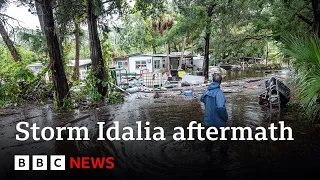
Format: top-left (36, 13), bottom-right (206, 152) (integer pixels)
top-left (282, 35), bottom-right (320, 121)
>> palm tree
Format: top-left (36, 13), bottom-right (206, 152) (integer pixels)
top-left (150, 16), bottom-right (174, 71)
top-left (282, 36), bottom-right (320, 121)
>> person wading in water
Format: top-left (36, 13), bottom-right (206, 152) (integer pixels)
top-left (200, 74), bottom-right (229, 162)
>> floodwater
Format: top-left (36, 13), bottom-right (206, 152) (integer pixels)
top-left (1, 70), bottom-right (320, 179)
top-left (223, 70), bottom-right (266, 81)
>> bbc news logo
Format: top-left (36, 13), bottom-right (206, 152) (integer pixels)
top-left (14, 155), bottom-right (115, 170)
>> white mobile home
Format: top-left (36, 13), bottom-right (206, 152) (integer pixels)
top-left (28, 59), bottom-right (92, 81)
top-left (127, 53), bottom-right (202, 75)
top-left (111, 56), bottom-right (129, 69)
top-left (128, 54), bottom-right (165, 75)
top-left (192, 55), bottom-right (204, 70)
top-left (28, 63), bottom-right (50, 81)
top-left (67, 59), bottom-right (92, 80)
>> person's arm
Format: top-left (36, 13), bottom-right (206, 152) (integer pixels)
top-left (200, 91), bottom-right (207, 103)
top-left (216, 90), bottom-right (228, 122)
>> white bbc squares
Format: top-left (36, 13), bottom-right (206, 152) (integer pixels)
top-left (14, 155), bottom-right (66, 170)
top-left (32, 155), bottom-right (47, 170)
top-left (14, 155), bottom-right (29, 170)
top-left (50, 155), bottom-right (65, 170)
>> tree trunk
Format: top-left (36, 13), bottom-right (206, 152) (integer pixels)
top-left (191, 39), bottom-right (194, 56)
top-left (35, 0), bottom-right (70, 107)
top-left (203, 33), bottom-right (210, 79)
top-left (165, 43), bottom-right (170, 71)
top-left (202, 5), bottom-right (215, 80)
top-left (0, 21), bottom-right (20, 62)
top-left (179, 36), bottom-right (187, 69)
top-left (311, 0), bottom-right (320, 37)
top-left (35, 0), bottom-right (53, 81)
top-left (35, 1), bottom-right (45, 32)
top-left (152, 45), bottom-right (156, 54)
top-left (74, 21), bottom-right (80, 80)
top-left (86, 0), bottom-right (108, 98)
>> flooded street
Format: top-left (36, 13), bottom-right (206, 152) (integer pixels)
top-left (1, 70), bottom-right (320, 179)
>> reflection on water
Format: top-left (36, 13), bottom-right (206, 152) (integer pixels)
top-left (223, 70), bottom-right (266, 82)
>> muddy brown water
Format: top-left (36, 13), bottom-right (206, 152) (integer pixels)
top-left (1, 70), bottom-right (320, 179)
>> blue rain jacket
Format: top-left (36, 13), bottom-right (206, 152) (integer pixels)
top-left (200, 82), bottom-right (228, 127)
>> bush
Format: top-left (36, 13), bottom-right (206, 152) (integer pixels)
top-left (0, 62), bottom-right (35, 105)
top-left (282, 35), bottom-right (320, 122)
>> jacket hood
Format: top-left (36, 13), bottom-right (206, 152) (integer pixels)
top-left (208, 82), bottom-right (220, 90)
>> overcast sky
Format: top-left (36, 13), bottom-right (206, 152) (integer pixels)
top-left (5, 3), bottom-right (40, 29)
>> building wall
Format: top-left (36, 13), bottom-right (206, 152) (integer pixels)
top-left (109, 60), bottom-right (129, 69)
top-left (79, 69), bottom-right (87, 80)
top-left (193, 57), bottom-right (204, 70)
top-left (28, 65), bottom-right (49, 81)
top-left (78, 65), bottom-right (91, 80)
top-left (128, 55), bottom-right (153, 75)
top-left (153, 56), bottom-right (164, 73)
top-left (29, 62), bottom-right (91, 81)
top-left (29, 66), bottom-right (42, 75)
top-left (116, 60), bottom-right (128, 69)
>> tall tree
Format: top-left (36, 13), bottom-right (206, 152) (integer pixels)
top-left (202, 4), bottom-right (215, 79)
top-left (0, 20), bottom-right (20, 62)
top-left (150, 16), bottom-right (174, 71)
top-left (174, 0), bottom-right (224, 80)
top-left (55, 0), bottom-right (86, 80)
top-left (310, 0), bottom-right (320, 36)
top-left (114, 12), bottom-right (157, 54)
top-left (135, 0), bottom-right (173, 70)
top-left (86, 0), bottom-right (108, 98)
top-left (74, 20), bottom-right (80, 80)
top-left (35, 0), bottom-right (69, 107)
top-left (179, 36), bottom-right (186, 69)
top-left (249, 0), bottom-right (319, 39)
top-left (0, 0), bottom-right (21, 62)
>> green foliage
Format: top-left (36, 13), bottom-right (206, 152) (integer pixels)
top-left (102, 32), bottom-right (124, 104)
top-left (0, 61), bottom-right (35, 105)
top-left (64, 29), bottom-right (91, 59)
top-left (15, 27), bottom-right (48, 63)
top-left (209, 60), bottom-right (215, 66)
top-left (55, 0), bottom-right (86, 37)
top-left (0, 43), bottom-right (54, 106)
top-left (112, 0), bottom-right (280, 62)
top-left (249, 0), bottom-right (313, 41)
top-left (102, 32), bottom-right (114, 62)
top-left (53, 92), bottom-right (73, 112)
top-left (107, 91), bottom-right (124, 104)
top-left (111, 12), bottom-right (162, 54)
top-left (62, 38), bottom-right (74, 81)
top-left (63, 38), bottom-right (73, 62)
top-left (83, 68), bottom-right (103, 102)
top-left (282, 36), bottom-right (320, 121)
top-left (82, 65), bottom-right (124, 105)
top-left (134, 0), bottom-right (168, 19)
top-left (165, 9), bottom-right (204, 42)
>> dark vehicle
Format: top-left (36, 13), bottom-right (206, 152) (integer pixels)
top-left (259, 76), bottom-right (290, 106)
top-left (219, 64), bottom-right (232, 70)
top-left (182, 64), bottom-right (194, 70)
